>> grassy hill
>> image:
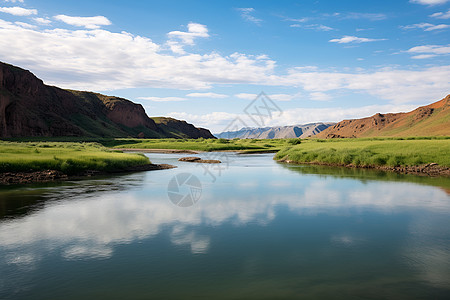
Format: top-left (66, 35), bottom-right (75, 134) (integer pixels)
top-left (316, 95), bottom-right (450, 138)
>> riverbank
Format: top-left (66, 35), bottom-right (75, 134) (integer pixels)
top-left (275, 138), bottom-right (450, 177)
top-left (0, 163), bottom-right (175, 185)
top-left (0, 141), bottom-right (176, 185)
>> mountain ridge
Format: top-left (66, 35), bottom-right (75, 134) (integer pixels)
top-left (215, 122), bottom-right (335, 139)
top-left (0, 62), bottom-right (214, 139)
top-left (316, 95), bottom-right (450, 138)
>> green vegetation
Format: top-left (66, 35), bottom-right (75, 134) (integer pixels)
top-left (1, 137), bottom-right (449, 176)
top-left (274, 137), bottom-right (450, 167)
top-left (108, 137), bottom-right (290, 152)
top-left (0, 141), bottom-right (150, 174)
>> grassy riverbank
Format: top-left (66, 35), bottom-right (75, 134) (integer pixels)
top-left (107, 137), bottom-right (292, 152)
top-left (274, 137), bottom-right (450, 167)
top-left (0, 141), bottom-right (151, 174)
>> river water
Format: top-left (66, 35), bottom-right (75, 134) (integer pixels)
top-left (0, 152), bottom-right (449, 299)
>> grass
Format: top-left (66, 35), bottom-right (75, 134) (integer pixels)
top-left (2, 137), bottom-right (449, 174)
top-left (274, 137), bottom-right (450, 167)
top-left (107, 137), bottom-right (295, 152)
top-left (0, 141), bottom-right (150, 174)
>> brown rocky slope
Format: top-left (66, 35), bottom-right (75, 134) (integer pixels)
top-left (0, 62), bottom-right (214, 139)
top-left (316, 95), bottom-right (450, 138)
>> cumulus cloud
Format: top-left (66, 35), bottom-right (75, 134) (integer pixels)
top-left (237, 8), bottom-right (262, 25)
top-left (329, 35), bottom-right (386, 43)
top-left (33, 17), bottom-right (51, 25)
top-left (407, 44), bottom-right (450, 59)
top-left (0, 6), bottom-right (36, 16)
top-left (167, 22), bottom-right (209, 54)
top-left (14, 21), bottom-right (35, 29)
top-left (186, 92), bottom-right (228, 98)
top-left (168, 22), bottom-right (208, 45)
top-left (137, 96), bottom-right (187, 102)
top-left (430, 9), bottom-right (450, 19)
top-left (0, 20), bottom-right (275, 90)
top-left (410, 0), bottom-right (450, 5)
top-left (54, 15), bottom-right (111, 29)
top-left (0, 18), bottom-right (448, 105)
top-left (402, 22), bottom-right (450, 31)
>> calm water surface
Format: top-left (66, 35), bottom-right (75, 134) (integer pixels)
top-left (0, 153), bottom-right (449, 299)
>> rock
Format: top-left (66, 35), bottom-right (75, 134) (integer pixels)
top-left (178, 157), bottom-right (221, 163)
top-left (179, 157), bottom-right (202, 162)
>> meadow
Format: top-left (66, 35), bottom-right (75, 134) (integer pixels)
top-left (1, 137), bottom-right (449, 175)
top-left (0, 141), bottom-right (150, 174)
top-left (107, 137), bottom-right (294, 152)
top-left (274, 137), bottom-right (450, 167)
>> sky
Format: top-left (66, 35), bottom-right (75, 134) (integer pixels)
top-left (0, 0), bottom-right (449, 132)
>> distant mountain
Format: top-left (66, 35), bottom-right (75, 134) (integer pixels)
top-left (316, 95), bottom-right (450, 139)
top-left (0, 62), bottom-right (214, 139)
top-left (215, 123), bottom-right (335, 139)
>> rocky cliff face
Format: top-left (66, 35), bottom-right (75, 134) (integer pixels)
top-left (316, 95), bottom-right (450, 138)
top-left (0, 62), bottom-right (214, 139)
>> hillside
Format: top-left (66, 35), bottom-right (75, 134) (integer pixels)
top-left (215, 123), bottom-right (334, 139)
top-left (0, 62), bottom-right (214, 139)
top-left (316, 95), bottom-right (450, 138)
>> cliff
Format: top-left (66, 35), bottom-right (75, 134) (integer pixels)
top-left (0, 62), bottom-right (214, 139)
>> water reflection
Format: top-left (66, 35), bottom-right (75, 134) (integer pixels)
top-left (0, 153), bottom-right (449, 299)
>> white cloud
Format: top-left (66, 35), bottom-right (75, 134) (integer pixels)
top-left (169, 103), bottom-right (420, 132)
top-left (407, 44), bottom-right (450, 59)
top-left (285, 17), bottom-right (309, 22)
top-left (402, 22), bottom-right (450, 31)
top-left (329, 35), bottom-right (386, 43)
top-left (235, 93), bottom-right (257, 100)
top-left (186, 92), bottom-right (228, 98)
top-left (268, 94), bottom-right (296, 101)
top-left (430, 9), bottom-right (450, 19)
top-left (4, 0), bottom-right (25, 2)
top-left (235, 93), bottom-right (296, 101)
top-left (167, 22), bottom-right (209, 54)
top-left (0, 6), bottom-right (36, 16)
top-left (411, 54), bottom-right (437, 59)
top-left (168, 22), bottom-right (209, 45)
top-left (410, 0), bottom-right (450, 5)
top-left (309, 92), bottom-right (331, 101)
top-left (137, 96), bottom-right (187, 102)
top-left (291, 23), bottom-right (334, 31)
top-left (0, 20), bottom-right (275, 90)
top-left (33, 17), bottom-right (51, 25)
top-left (342, 12), bottom-right (387, 21)
top-left (237, 8), bottom-right (262, 25)
top-left (54, 15), bottom-right (111, 29)
top-left (14, 21), bottom-right (35, 29)
top-left (0, 19), bottom-right (448, 104)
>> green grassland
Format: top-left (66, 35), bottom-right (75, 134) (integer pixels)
top-left (1, 137), bottom-right (449, 175)
top-left (107, 137), bottom-right (297, 152)
top-left (274, 137), bottom-right (450, 167)
top-left (0, 141), bottom-right (150, 174)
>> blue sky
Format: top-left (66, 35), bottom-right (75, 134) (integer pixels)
top-left (0, 0), bottom-right (449, 132)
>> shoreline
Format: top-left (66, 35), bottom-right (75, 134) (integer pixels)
top-left (277, 159), bottom-right (450, 177)
top-left (0, 163), bottom-right (176, 185)
top-left (114, 148), bottom-right (201, 154)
